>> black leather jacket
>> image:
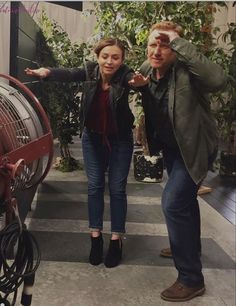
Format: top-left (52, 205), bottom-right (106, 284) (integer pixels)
top-left (48, 61), bottom-right (135, 140)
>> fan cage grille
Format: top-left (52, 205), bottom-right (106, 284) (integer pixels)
top-left (0, 95), bottom-right (32, 151)
top-left (0, 93), bottom-right (41, 191)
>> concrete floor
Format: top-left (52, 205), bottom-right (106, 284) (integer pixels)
top-left (17, 139), bottom-right (235, 306)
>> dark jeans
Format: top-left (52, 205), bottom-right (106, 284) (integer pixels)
top-left (82, 128), bottom-right (133, 233)
top-left (162, 148), bottom-right (204, 287)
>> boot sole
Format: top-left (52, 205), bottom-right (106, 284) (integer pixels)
top-left (89, 259), bottom-right (103, 266)
top-left (161, 287), bottom-right (205, 302)
top-left (160, 252), bottom-right (201, 259)
top-left (160, 253), bottom-right (172, 258)
top-left (160, 250), bottom-right (172, 258)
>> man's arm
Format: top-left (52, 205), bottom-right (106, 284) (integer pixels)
top-left (170, 37), bottom-right (227, 93)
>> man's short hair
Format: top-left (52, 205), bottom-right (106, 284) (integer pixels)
top-left (150, 21), bottom-right (183, 36)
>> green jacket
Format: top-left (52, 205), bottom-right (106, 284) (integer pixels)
top-left (140, 37), bottom-right (227, 184)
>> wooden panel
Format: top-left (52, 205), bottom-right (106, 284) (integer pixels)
top-left (201, 171), bottom-right (236, 225)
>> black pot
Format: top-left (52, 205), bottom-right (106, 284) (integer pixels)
top-left (133, 150), bottom-right (163, 183)
top-left (219, 151), bottom-right (236, 176)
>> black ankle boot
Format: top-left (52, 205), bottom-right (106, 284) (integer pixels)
top-left (89, 234), bottom-right (103, 265)
top-left (104, 239), bottom-right (122, 268)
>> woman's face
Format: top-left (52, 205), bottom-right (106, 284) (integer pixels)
top-left (97, 45), bottom-right (124, 79)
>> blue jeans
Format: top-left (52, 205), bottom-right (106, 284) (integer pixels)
top-left (82, 128), bottom-right (133, 233)
top-left (162, 148), bottom-right (204, 287)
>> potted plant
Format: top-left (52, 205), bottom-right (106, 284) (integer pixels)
top-left (214, 22), bottom-right (236, 176)
top-left (219, 121), bottom-right (236, 176)
top-left (37, 11), bottom-right (87, 172)
top-left (133, 98), bottom-right (163, 183)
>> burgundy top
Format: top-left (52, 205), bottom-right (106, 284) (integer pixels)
top-left (85, 87), bottom-right (117, 137)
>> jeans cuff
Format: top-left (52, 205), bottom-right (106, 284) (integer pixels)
top-left (89, 227), bottom-right (102, 232)
top-left (111, 231), bottom-right (125, 235)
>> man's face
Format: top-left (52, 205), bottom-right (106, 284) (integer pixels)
top-left (147, 30), bottom-right (176, 72)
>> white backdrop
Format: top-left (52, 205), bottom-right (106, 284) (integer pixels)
top-left (28, 1), bottom-right (97, 44)
top-left (0, 1), bottom-right (10, 78)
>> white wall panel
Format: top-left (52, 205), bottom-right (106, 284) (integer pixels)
top-left (214, 2), bottom-right (236, 49)
top-left (0, 1), bottom-right (10, 78)
top-left (22, 1), bottom-right (96, 44)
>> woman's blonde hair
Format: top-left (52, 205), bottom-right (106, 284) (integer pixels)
top-left (150, 21), bottom-right (183, 36)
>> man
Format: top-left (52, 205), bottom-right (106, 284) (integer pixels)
top-left (130, 21), bottom-right (227, 302)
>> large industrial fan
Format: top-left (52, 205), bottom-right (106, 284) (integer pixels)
top-left (0, 74), bottom-right (54, 306)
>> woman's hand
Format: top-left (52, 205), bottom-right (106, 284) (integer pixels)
top-left (129, 73), bottom-right (150, 87)
top-left (24, 67), bottom-right (51, 78)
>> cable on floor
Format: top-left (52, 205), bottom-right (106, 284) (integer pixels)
top-left (0, 219), bottom-right (41, 306)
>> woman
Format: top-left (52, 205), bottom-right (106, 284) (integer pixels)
top-left (25, 38), bottom-right (135, 268)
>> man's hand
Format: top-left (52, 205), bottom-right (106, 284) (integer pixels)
top-left (129, 73), bottom-right (150, 87)
top-left (155, 30), bottom-right (179, 42)
top-left (24, 67), bottom-right (50, 78)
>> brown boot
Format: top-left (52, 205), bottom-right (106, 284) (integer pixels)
top-left (160, 247), bottom-right (172, 258)
top-left (161, 281), bottom-right (205, 302)
top-left (197, 185), bottom-right (212, 195)
top-left (160, 247), bottom-right (201, 258)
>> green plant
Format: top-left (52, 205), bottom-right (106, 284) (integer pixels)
top-left (55, 156), bottom-right (83, 172)
top-left (36, 11), bottom-right (88, 171)
top-left (134, 103), bottom-right (149, 155)
top-left (214, 22), bottom-right (236, 152)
